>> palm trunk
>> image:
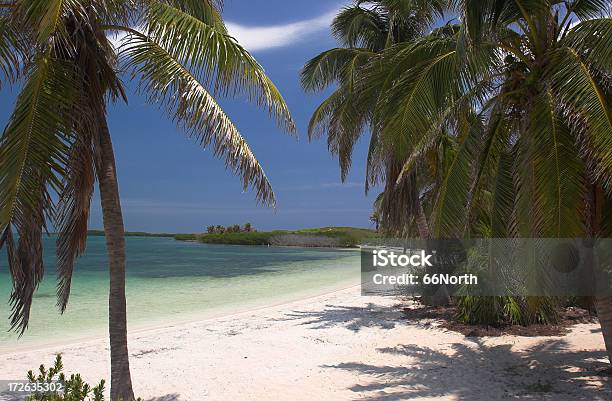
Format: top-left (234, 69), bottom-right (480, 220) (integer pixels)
top-left (415, 200), bottom-right (430, 240)
top-left (594, 296), bottom-right (612, 364)
top-left (589, 184), bottom-right (612, 366)
top-left (415, 200), bottom-right (451, 306)
top-left (98, 120), bottom-right (135, 401)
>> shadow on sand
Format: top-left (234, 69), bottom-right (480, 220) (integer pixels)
top-left (328, 340), bottom-right (609, 400)
top-left (271, 303), bottom-right (406, 331)
top-left (277, 302), bottom-right (609, 400)
top-left (146, 394), bottom-right (182, 401)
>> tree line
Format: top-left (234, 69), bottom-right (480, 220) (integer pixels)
top-left (206, 223), bottom-right (255, 234)
top-left (302, 0), bottom-right (611, 363)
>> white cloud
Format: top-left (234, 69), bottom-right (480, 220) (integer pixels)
top-left (106, 26), bottom-right (144, 50)
top-left (107, 8), bottom-right (338, 53)
top-left (226, 9), bottom-right (337, 52)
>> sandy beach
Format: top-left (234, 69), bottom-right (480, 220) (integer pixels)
top-left (1, 286), bottom-right (609, 401)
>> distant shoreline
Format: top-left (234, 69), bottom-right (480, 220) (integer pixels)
top-left (86, 230), bottom-right (177, 238)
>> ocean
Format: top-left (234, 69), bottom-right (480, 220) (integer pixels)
top-left (0, 236), bottom-right (360, 351)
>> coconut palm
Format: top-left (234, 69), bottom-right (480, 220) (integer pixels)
top-left (0, 0), bottom-right (294, 399)
top-left (367, 0), bottom-right (611, 362)
top-left (300, 0), bottom-right (445, 238)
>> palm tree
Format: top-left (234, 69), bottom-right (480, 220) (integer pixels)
top-left (367, 0), bottom-right (611, 362)
top-left (0, 1), bottom-right (294, 399)
top-left (300, 0), bottom-right (444, 238)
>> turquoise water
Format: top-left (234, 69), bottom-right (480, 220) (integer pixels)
top-left (0, 236), bottom-right (360, 351)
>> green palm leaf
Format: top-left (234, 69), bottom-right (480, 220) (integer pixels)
top-left (331, 2), bottom-right (388, 50)
top-left (490, 150), bottom-right (515, 237)
top-left (0, 16), bottom-right (23, 85)
top-left (563, 18), bottom-right (612, 71)
top-left (143, 1), bottom-right (295, 133)
top-left (55, 134), bottom-right (96, 312)
top-left (549, 46), bottom-right (612, 191)
top-left (163, 0), bottom-right (226, 31)
top-left (121, 32), bottom-right (277, 205)
top-left (301, 47), bottom-right (375, 92)
top-left (529, 89), bottom-right (586, 237)
top-left (432, 114), bottom-right (482, 237)
top-left (15, 0), bottom-right (87, 43)
top-left (0, 55), bottom-right (76, 332)
top-left (568, 0), bottom-right (611, 20)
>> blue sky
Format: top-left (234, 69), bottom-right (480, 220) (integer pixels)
top-left (0, 0), bottom-right (382, 233)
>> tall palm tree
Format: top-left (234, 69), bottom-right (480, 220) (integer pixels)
top-left (0, 1), bottom-right (294, 399)
top-left (367, 0), bottom-right (611, 362)
top-left (300, 0), bottom-right (444, 238)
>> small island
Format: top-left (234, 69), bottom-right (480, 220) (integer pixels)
top-left (175, 225), bottom-right (378, 248)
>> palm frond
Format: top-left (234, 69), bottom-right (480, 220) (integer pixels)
top-left (514, 103), bottom-right (544, 237)
top-left (331, 2), bottom-right (388, 50)
top-left (563, 18), bottom-right (612, 71)
top-left (529, 89), bottom-right (586, 237)
top-left (306, 85), bottom-right (369, 181)
top-left (55, 133), bottom-right (96, 312)
top-left (375, 38), bottom-right (459, 157)
top-left (470, 109), bottom-right (512, 199)
top-left (0, 16), bottom-right (25, 86)
top-left (0, 55), bottom-right (76, 333)
top-left (432, 114), bottom-right (482, 237)
top-left (302, 46), bottom-right (375, 180)
top-left (549, 47), bottom-right (612, 191)
top-left (365, 124), bottom-right (384, 193)
top-left (450, 0), bottom-right (522, 43)
top-left (301, 47), bottom-right (375, 92)
top-left (121, 32), bottom-right (277, 205)
top-left (306, 89), bottom-right (340, 138)
top-left (15, 0), bottom-right (88, 44)
top-left (490, 150), bottom-right (515, 237)
top-left (567, 0), bottom-right (611, 20)
top-left (163, 0), bottom-right (226, 31)
top-left (143, 1), bottom-right (295, 133)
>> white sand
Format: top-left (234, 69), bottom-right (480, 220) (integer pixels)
top-left (1, 286), bottom-right (609, 401)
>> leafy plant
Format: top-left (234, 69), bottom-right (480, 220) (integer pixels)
top-left (25, 355), bottom-right (142, 401)
top-left (301, 0), bottom-right (446, 238)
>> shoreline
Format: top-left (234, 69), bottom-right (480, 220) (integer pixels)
top-left (0, 279), bottom-right (361, 357)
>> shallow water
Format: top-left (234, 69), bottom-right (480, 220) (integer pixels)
top-left (0, 236), bottom-right (360, 351)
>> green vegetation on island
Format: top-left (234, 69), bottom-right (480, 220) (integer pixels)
top-left (176, 227), bottom-right (378, 248)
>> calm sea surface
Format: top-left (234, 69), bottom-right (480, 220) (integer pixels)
top-left (0, 236), bottom-right (359, 351)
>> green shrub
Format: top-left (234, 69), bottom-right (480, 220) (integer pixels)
top-left (455, 243), bottom-right (558, 326)
top-left (25, 355), bottom-right (141, 401)
top-left (174, 234), bottom-right (198, 241)
top-left (199, 231), bottom-right (282, 245)
top-left (457, 295), bottom-right (558, 326)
